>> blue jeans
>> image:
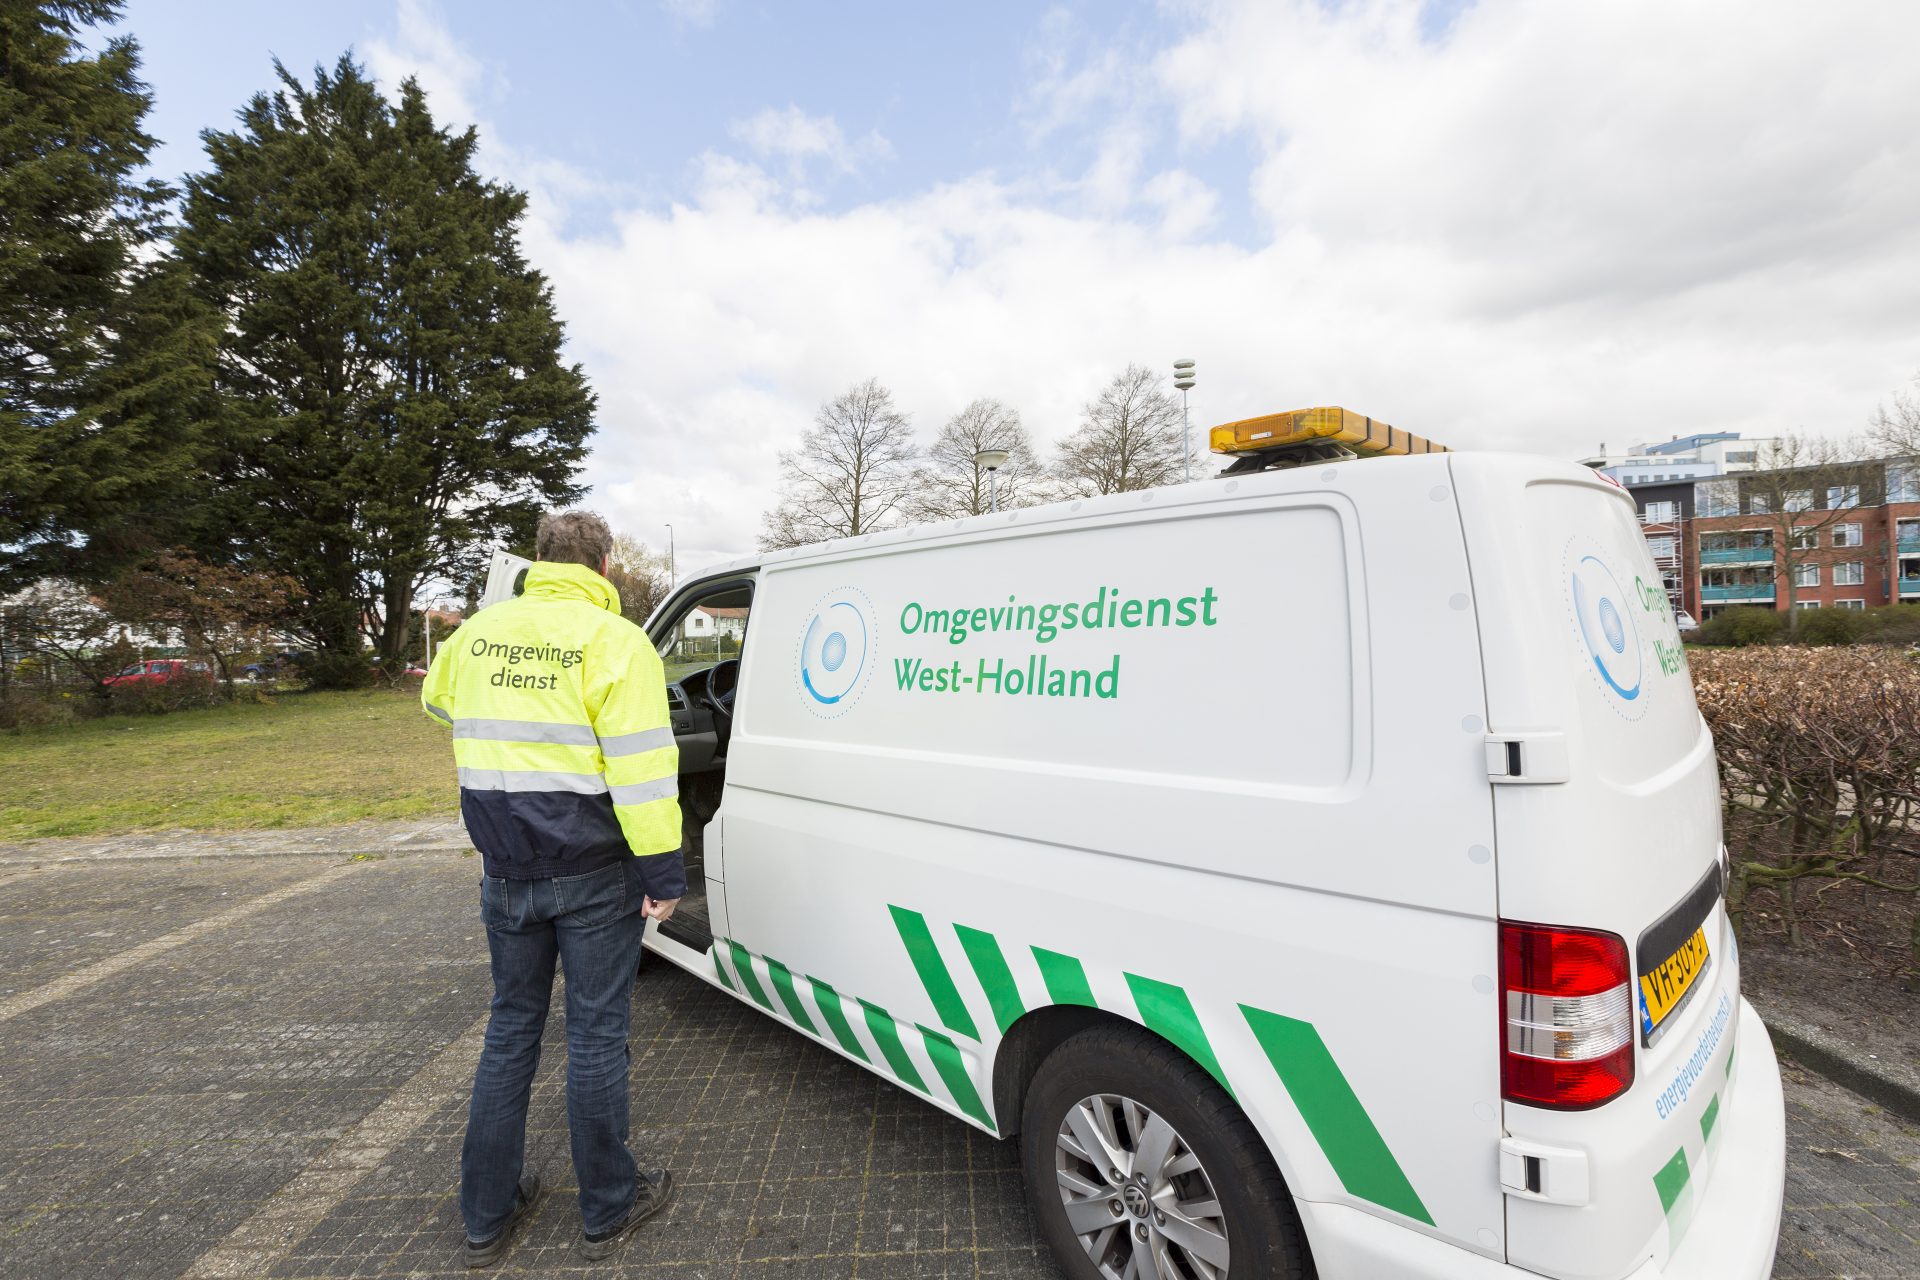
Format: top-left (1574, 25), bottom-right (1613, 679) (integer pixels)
top-left (460, 859), bottom-right (649, 1240)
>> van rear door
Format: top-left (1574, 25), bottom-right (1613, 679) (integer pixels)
top-left (1451, 456), bottom-right (1735, 1279)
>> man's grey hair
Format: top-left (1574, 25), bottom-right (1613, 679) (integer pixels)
top-left (536, 509), bottom-right (614, 570)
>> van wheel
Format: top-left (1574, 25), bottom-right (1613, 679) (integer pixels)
top-left (1021, 1025), bottom-right (1311, 1280)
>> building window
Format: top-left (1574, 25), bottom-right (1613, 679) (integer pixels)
top-left (1696, 479), bottom-right (1738, 518)
top-left (1789, 528), bottom-right (1817, 551)
top-left (1833, 561), bottom-right (1865, 586)
top-left (1889, 462), bottom-right (1920, 504)
top-left (1644, 500), bottom-right (1679, 523)
top-left (1784, 489), bottom-right (1815, 513)
top-left (1833, 522), bottom-right (1863, 547)
top-left (1749, 493), bottom-right (1773, 515)
top-left (1794, 600), bottom-right (1821, 609)
top-left (1726, 451), bottom-right (1756, 464)
top-left (1793, 563), bottom-right (1820, 588)
top-left (1836, 598), bottom-right (1866, 610)
top-left (1827, 485), bottom-right (1861, 510)
top-left (1646, 535), bottom-right (1676, 559)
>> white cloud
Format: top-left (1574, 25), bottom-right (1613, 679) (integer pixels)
top-left (362, 0), bottom-right (493, 127)
top-left (730, 105), bottom-right (893, 189)
top-left (382, 0), bottom-right (1920, 571)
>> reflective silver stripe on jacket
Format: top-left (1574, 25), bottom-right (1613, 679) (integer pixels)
top-left (425, 702), bottom-right (453, 724)
top-left (457, 766), bottom-right (608, 795)
top-left (598, 726), bottom-right (675, 757)
top-left (453, 718), bottom-right (598, 746)
top-left (608, 776), bottom-right (679, 806)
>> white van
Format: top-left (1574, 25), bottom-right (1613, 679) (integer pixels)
top-left (564, 420), bottom-right (1785, 1278)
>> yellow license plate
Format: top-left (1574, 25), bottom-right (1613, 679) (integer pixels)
top-left (1640, 926), bottom-right (1711, 1037)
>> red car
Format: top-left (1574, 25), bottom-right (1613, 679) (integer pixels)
top-left (103, 659), bottom-right (204, 686)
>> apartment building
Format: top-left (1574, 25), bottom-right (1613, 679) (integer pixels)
top-left (1603, 456), bottom-right (1920, 619)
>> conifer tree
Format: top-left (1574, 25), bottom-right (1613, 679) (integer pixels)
top-left (0, 1), bottom-right (200, 588)
top-left (178, 58), bottom-right (594, 678)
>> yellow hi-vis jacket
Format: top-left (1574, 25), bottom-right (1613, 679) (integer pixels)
top-left (421, 561), bottom-right (684, 896)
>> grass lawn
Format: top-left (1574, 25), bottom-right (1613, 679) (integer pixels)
top-left (0, 689), bottom-right (459, 842)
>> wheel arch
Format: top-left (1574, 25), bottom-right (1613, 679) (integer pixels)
top-left (992, 1002), bottom-right (1262, 1144)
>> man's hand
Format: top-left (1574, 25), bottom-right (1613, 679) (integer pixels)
top-left (642, 896), bottom-right (680, 921)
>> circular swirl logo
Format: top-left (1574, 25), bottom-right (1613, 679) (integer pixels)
top-left (1570, 554), bottom-right (1642, 701)
top-left (796, 587), bottom-right (875, 716)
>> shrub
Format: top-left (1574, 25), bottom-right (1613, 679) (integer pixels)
top-left (1857, 604), bottom-right (1920, 646)
top-left (1793, 607), bottom-right (1864, 646)
top-left (298, 650), bottom-right (376, 689)
top-left (107, 670), bottom-right (222, 716)
top-left (0, 693), bottom-right (84, 732)
top-left (1690, 646), bottom-right (1920, 967)
top-left (1696, 606), bottom-right (1783, 647)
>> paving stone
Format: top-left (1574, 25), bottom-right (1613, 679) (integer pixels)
top-left (0, 842), bottom-right (1913, 1279)
top-left (0, 855), bottom-right (330, 995)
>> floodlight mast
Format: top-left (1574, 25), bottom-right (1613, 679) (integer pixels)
top-left (974, 448), bottom-right (1012, 512)
top-left (1173, 360), bottom-right (1197, 481)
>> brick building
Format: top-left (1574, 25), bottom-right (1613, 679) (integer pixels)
top-left (1609, 458), bottom-right (1920, 619)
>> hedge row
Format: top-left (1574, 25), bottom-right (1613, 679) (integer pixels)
top-left (1694, 602), bottom-right (1920, 647)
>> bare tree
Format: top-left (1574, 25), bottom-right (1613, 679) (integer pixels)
top-left (3, 580), bottom-right (135, 703)
top-left (1869, 378), bottom-right (1920, 458)
top-left (909, 399), bottom-right (1044, 520)
top-left (1697, 433), bottom-right (1871, 625)
top-left (606, 533), bottom-right (672, 625)
top-left (759, 379), bottom-right (918, 549)
top-left (1052, 365), bottom-right (1185, 497)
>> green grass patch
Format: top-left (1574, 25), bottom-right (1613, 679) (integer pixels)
top-left (0, 690), bottom-right (459, 841)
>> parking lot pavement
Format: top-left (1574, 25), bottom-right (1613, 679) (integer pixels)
top-left (1773, 1061), bottom-right (1920, 1278)
top-left (0, 846), bottom-right (1912, 1279)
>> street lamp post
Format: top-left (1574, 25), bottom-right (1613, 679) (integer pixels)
top-left (974, 448), bottom-right (1011, 513)
top-left (1173, 359), bottom-right (1197, 481)
top-left (665, 524), bottom-right (676, 586)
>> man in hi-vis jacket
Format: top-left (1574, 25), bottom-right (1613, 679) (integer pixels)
top-left (422, 509), bottom-right (682, 1268)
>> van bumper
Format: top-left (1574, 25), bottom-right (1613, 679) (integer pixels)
top-left (1625, 998), bottom-right (1784, 1280)
top-left (1299, 1000), bottom-right (1784, 1280)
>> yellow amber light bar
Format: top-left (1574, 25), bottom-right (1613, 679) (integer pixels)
top-left (1208, 406), bottom-right (1449, 457)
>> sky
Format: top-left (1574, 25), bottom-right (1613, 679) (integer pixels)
top-left (116, 0), bottom-right (1920, 572)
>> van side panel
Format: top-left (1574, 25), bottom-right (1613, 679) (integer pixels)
top-left (724, 462), bottom-right (1508, 1260)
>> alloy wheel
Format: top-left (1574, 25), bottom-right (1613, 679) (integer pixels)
top-left (1054, 1092), bottom-right (1230, 1279)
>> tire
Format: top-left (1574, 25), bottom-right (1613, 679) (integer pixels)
top-left (1021, 1024), bottom-right (1312, 1280)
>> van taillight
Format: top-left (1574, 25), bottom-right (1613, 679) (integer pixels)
top-left (1500, 920), bottom-right (1634, 1109)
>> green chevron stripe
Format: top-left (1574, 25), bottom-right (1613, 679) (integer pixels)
top-left (1699, 1093), bottom-right (1720, 1143)
top-left (920, 1026), bottom-right (995, 1131)
top-left (765, 957), bottom-right (819, 1035)
top-left (1239, 1004), bottom-right (1433, 1225)
top-left (889, 905), bottom-right (980, 1040)
top-left (1127, 973), bottom-right (1232, 1098)
top-left (805, 976), bottom-right (870, 1063)
top-left (710, 946), bottom-right (736, 991)
top-left (859, 998), bottom-right (929, 1094)
top-left (954, 924), bottom-right (1026, 1034)
top-left (725, 939), bottom-right (773, 1011)
top-left (1031, 946), bottom-right (1098, 1007)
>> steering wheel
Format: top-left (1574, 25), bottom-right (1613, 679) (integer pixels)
top-left (702, 659), bottom-right (741, 718)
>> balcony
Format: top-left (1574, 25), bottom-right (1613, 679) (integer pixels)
top-left (1897, 531), bottom-right (1920, 553)
top-left (1701, 584), bottom-right (1777, 604)
top-left (1698, 546), bottom-right (1774, 566)
top-left (1900, 576), bottom-right (1920, 597)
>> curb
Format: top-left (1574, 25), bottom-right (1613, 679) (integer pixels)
top-left (1755, 1002), bottom-right (1920, 1125)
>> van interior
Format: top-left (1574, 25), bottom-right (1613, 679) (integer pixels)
top-left (651, 580), bottom-right (752, 953)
